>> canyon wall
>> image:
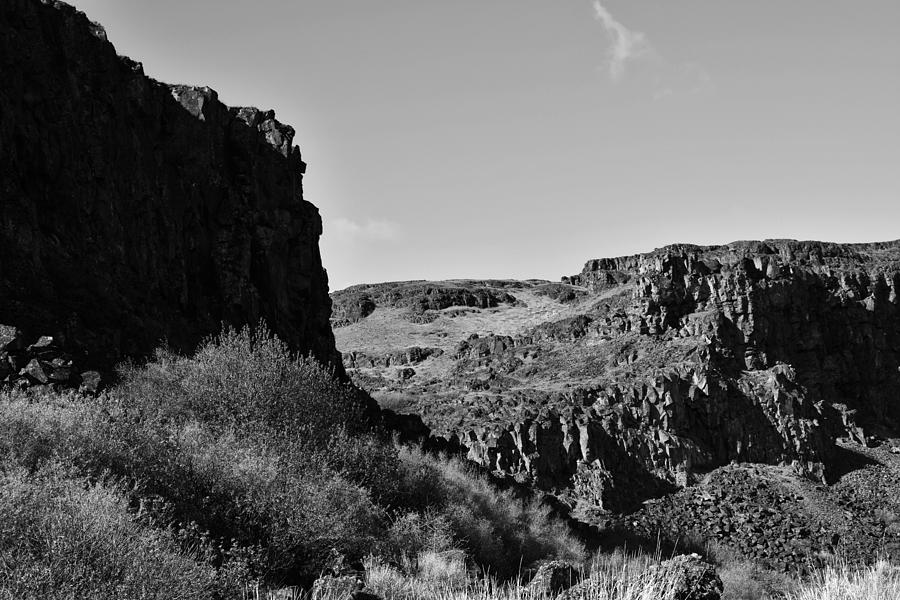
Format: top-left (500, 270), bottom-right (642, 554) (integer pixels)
top-left (0, 0), bottom-right (340, 371)
top-left (566, 240), bottom-right (900, 431)
top-left (335, 240), bottom-right (900, 512)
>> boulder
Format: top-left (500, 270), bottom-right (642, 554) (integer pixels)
top-left (0, 325), bottom-right (23, 351)
top-left (21, 359), bottom-right (50, 385)
top-left (27, 336), bottom-right (57, 353)
top-left (526, 560), bottom-right (581, 595)
top-left (653, 554), bottom-right (722, 600)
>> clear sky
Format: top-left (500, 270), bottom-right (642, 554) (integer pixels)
top-left (71, 1), bottom-right (900, 290)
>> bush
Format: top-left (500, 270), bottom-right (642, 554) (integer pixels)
top-left (131, 324), bottom-right (366, 438)
top-left (0, 462), bottom-right (230, 599)
top-left (0, 382), bottom-right (387, 586)
top-left (393, 447), bottom-right (587, 577)
top-left (387, 510), bottom-right (456, 568)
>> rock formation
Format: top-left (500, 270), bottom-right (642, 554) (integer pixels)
top-left (1, 324), bottom-right (102, 393)
top-left (0, 0), bottom-right (340, 371)
top-left (334, 240), bottom-right (900, 515)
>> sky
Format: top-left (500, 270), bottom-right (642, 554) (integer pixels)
top-left (71, 1), bottom-right (900, 290)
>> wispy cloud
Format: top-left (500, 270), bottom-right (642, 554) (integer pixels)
top-left (591, 0), bottom-right (653, 81)
top-left (590, 2), bottom-right (714, 98)
top-left (330, 217), bottom-right (399, 243)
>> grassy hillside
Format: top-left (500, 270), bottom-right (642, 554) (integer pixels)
top-left (0, 325), bottom-right (583, 598)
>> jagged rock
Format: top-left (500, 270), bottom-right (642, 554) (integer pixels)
top-left (343, 347), bottom-right (443, 370)
top-left (0, 0), bottom-right (340, 372)
top-left (0, 325), bottom-right (101, 392)
top-left (332, 296), bottom-right (377, 328)
top-left (331, 281), bottom-right (520, 323)
top-left (526, 560), bottom-right (581, 595)
top-left (28, 336), bottom-right (57, 353)
top-left (533, 283), bottom-right (588, 304)
top-left (21, 359), bottom-right (50, 385)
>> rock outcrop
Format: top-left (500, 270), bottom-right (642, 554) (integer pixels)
top-left (0, 0), bottom-right (340, 371)
top-left (564, 240), bottom-right (900, 432)
top-left (331, 281), bottom-right (522, 327)
top-left (334, 240), bottom-right (900, 515)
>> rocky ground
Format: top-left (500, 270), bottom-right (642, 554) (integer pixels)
top-left (600, 439), bottom-right (900, 572)
top-left (333, 239), bottom-right (900, 569)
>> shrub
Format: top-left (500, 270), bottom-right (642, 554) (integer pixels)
top-left (174, 323), bottom-right (366, 437)
top-left (0, 385), bottom-right (387, 586)
top-left (387, 510), bottom-right (456, 568)
top-left (0, 462), bottom-right (230, 599)
top-left (394, 447), bottom-right (587, 577)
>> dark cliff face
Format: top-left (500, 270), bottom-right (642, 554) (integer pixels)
top-left (0, 0), bottom-right (341, 371)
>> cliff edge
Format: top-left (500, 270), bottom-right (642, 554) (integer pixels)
top-left (0, 0), bottom-right (340, 371)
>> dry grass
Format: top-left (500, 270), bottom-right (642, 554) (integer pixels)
top-left (718, 560), bottom-right (796, 600)
top-left (320, 555), bottom-right (900, 600)
top-left (360, 550), bottom-right (688, 600)
top-left (782, 560), bottom-right (900, 600)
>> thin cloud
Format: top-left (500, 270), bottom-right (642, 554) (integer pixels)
top-left (330, 217), bottom-right (399, 243)
top-left (590, 2), bottom-right (714, 97)
top-left (591, 0), bottom-right (653, 81)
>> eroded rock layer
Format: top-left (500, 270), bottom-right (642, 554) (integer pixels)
top-left (334, 240), bottom-right (900, 513)
top-left (0, 0), bottom-right (339, 370)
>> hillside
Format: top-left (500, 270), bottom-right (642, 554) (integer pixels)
top-left (333, 239), bottom-right (900, 569)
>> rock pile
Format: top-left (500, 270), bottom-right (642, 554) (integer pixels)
top-left (0, 325), bottom-right (101, 393)
top-left (654, 554), bottom-right (722, 600)
top-left (605, 462), bottom-right (900, 572)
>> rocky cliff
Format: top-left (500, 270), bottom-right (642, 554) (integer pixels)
top-left (0, 0), bottom-right (340, 371)
top-left (333, 240), bottom-right (900, 516)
